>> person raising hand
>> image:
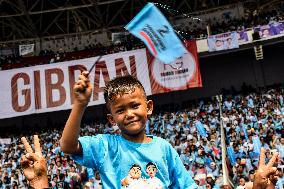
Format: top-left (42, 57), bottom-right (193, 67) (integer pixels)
top-left (253, 148), bottom-right (279, 189)
top-left (21, 135), bottom-right (49, 189)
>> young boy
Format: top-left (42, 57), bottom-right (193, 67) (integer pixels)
top-left (60, 72), bottom-right (197, 188)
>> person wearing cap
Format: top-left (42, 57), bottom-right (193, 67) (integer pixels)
top-left (206, 173), bottom-right (215, 188)
top-left (193, 175), bottom-right (204, 189)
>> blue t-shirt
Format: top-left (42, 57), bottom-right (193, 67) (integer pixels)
top-left (71, 134), bottom-right (197, 189)
top-left (276, 176), bottom-right (284, 189)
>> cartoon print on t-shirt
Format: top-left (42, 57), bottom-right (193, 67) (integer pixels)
top-left (121, 162), bottom-right (163, 189)
top-left (146, 162), bottom-right (163, 189)
top-left (121, 164), bottom-right (148, 189)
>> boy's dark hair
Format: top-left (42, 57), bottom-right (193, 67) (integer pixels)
top-left (146, 162), bottom-right (157, 169)
top-left (104, 75), bottom-right (146, 109)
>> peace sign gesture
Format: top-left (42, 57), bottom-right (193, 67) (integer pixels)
top-left (21, 135), bottom-right (49, 189)
top-left (253, 148), bottom-right (279, 189)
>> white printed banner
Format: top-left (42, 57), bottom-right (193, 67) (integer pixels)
top-left (19, 44), bottom-right (35, 56)
top-left (0, 42), bottom-right (201, 119)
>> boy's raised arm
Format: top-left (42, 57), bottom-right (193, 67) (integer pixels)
top-left (60, 71), bottom-right (93, 154)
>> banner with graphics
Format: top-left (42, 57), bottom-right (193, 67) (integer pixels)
top-left (254, 22), bottom-right (284, 39)
top-left (19, 44), bottom-right (35, 56)
top-left (148, 41), bottom-right (202, 93)
top-left (208, 32), bottom-right (239, 52)
top-left (237, 30), bottom-right (250, 43)
top-left (0, 42), bottom-right (201, 119)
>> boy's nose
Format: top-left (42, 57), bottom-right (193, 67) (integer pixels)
top-left (125, 110), bottom-right (135, 119)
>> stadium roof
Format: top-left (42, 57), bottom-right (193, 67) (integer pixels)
top-left (0, 0), bottom-right (282, 42)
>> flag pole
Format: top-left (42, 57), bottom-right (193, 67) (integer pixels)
top-left (216, 95), bottom-right (234, 188)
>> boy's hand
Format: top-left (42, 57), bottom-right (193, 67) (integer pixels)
top-left (253, 148), bottom-right (279, 189)
top-left (73, 71), bottom-right (93, 106)
top-left (21, 135), bottom-right (49, 189)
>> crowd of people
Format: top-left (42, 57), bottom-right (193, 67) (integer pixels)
top-left (0, 84), bottom-right (283, 189)
top-left (178, 3), bottom-right (284, 39)
top-left (210, 6), bottom-right (284, 34)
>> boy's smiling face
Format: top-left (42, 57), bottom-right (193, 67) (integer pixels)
top-left (107, 87), bottom-right (153, 137)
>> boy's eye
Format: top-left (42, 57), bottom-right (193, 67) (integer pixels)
top-left (132, 104), bottom-right (140, 109)
top-left (116, 109), bottom-right (124, 114)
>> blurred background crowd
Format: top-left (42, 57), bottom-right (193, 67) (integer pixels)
top-left (0, 85), bottom-right (283, 189)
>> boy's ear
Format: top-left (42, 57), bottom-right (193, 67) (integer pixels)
top-left (147, 100), bottom-right (154, 116)
top-left (107, 114), bottom-right (115, 125)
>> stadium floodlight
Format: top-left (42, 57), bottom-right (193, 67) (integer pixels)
top-left (254, 45), bottom-right (264, 60)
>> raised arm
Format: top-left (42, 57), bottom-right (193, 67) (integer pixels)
top-left (60, 71), bottom-right (92, 154)
top-left (253, 148), bottom-right (279, 189)
top-left (271, 136), bottom-right (278, 148)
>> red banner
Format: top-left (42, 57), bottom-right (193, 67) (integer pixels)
top-left (148, 40), bottom-right (202, 94)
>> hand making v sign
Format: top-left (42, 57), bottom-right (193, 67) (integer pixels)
top-left (21, 135), bottom-right (49, 189)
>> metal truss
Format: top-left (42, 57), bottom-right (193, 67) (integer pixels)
top-left (0, 0), bottom-right (278, 43)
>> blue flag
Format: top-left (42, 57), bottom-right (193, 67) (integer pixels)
top-left (195, 120), bottom-right (207, 138)
top-left (227, 146), bottom-right (237, 166)
top-left (253, 136), bottom-right (261, 155)
top-left (242, 124), bottom-right (248, 140)
top-left (87, 168), bottom-right (95, 179)
top-left (125, 3), bottom-right (187, 64)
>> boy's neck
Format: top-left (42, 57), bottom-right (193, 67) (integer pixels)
top-left (122, 132), bottom-right (152, 143)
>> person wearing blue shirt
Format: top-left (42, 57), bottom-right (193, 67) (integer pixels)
top-left (248, 96), bottom-right (254, 108)
top-left (60, 73), bottom-right (197, 189)
top-left (259, 137), bottom-right (270, 150)
top-left (234, 146), bottom-right (246, 159)
top-left (224, 99), bottom-right (233, 110)
top-left (206, 162), bottom-right (219, 178)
